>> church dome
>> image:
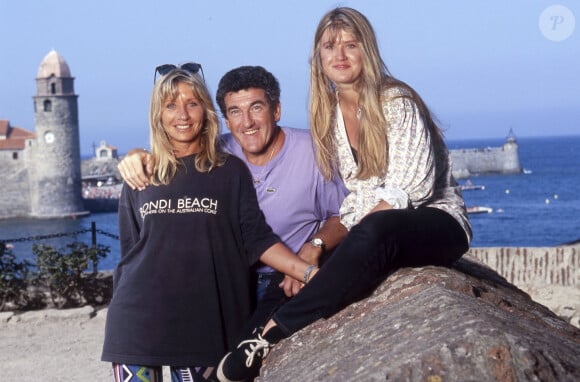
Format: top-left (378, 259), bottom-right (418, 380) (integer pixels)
top-left (37, 50), bottom-right (71, 78)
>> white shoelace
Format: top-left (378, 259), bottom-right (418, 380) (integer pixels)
top-left (238, 334), bottom-right (271, 367)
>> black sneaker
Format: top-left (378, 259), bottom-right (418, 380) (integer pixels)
top-left (216, 329), bottom-right (273, 382)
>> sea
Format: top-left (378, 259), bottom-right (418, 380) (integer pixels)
top-left (1, 135), bottom-right (579, 271)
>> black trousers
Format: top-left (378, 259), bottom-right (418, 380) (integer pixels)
top-left (271, 207), bottom-right (469, 336)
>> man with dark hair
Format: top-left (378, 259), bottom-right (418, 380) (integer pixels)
top-left (216, 65), bottom-right (348, 300)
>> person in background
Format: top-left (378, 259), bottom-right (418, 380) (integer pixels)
top-left (216, 7), bottom-right (472, 382)
top-left (101, 64), bottom-right (316, 382)
top-left (118, 66), bottom-right (349, 304)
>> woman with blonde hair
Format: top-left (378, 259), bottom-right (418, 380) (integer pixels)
top-left (101, 64), bottom-right (315, 382)
top-left (217, 7), bottom-right (471, 382)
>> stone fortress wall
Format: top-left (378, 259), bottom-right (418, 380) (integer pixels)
top-left (449, 130), bottom-right (522, 179)
top-left (468, 245), bottom-right (579, 288)
top-left (468, 244), bottom-right (580, 327)
top-left (0, 146), bottom-right (33, 218)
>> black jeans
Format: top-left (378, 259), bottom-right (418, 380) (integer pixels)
top-left (271, 207), bottom-right (469, 336)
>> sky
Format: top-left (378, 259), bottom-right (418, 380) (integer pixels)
top-left (1, 0), bottom-right (578, 156)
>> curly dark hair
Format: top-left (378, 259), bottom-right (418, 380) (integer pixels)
top-left (216, 65), bottom-right (281, 116)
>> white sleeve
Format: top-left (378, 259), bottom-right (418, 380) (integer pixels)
top-left (381, 93), bottom-right (436, 207)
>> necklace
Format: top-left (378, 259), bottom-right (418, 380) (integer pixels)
top-left (252, 135), bottom-right (280, 184)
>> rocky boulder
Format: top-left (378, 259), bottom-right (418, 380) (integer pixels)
top-left (257, 255), bottom-right (580, 381)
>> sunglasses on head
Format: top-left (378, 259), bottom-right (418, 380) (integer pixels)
top-left (154, 62), bottom-right (204, 83)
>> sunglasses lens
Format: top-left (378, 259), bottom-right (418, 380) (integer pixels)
top-left (156, 64), bottom-right (177, 77)
top-left (181, 63), bottom-right (201, 74)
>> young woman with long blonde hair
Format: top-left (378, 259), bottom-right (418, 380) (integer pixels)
top-left (217, 8), bottom-right (472, 381)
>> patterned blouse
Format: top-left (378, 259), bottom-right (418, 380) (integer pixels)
top-left (335, 86), bottom-right (472, 243)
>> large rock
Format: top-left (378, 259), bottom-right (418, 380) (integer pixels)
top-left (258, 256), bottom-right (580, 381)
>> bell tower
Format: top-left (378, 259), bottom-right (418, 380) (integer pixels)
top-left (30, 50), bottom-right (86, 218)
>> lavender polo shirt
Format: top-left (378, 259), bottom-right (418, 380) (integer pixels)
top-left (221, 127), bottom-right (348, 272)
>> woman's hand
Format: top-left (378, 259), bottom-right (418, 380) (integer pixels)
top-left (278, 266), bottom-right (320, 297)
top-left (118, 149), bottom-right (153, 190)
top-left (367, 200), bottom-right (393, 215)
top-left (277, 241), bottom-right (321, 297)
top-left (279, 276), bottom-right (304, 297)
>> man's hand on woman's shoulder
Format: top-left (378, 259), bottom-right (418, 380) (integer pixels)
top-left (118, 148), bottom-right (153, 190)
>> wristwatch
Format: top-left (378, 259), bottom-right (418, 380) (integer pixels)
top-left (309, 237), bottom-right (326, 250)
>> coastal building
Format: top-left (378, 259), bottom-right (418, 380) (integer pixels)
top-left (0, 50), bottom-right (87, 219)
top-left (81, 141), bottom-right (122, 212)
top-left (95, 140), bottom-right (118, 161)
top-left (82, 140), bottom-right (121, 192)
top-left (449, 130), bottom-right (522, 179)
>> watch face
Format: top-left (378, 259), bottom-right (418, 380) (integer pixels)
top-left (44, 132), bottom-right (55, 143)
top-left (311, 238), bottom-right (325, 248)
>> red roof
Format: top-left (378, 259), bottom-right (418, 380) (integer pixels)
top-left (0, 120), bottom-right (35, 150)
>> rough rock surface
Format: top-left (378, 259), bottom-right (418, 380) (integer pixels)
top-left (257, 256), bottom-right (580, 381)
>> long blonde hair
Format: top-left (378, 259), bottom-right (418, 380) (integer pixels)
top-left (149, 69), bottom-right (226, 185)
top-left (309, 7), bottom-right (443, 180)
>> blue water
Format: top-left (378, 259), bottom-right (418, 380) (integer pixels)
top-left (0, 212), bottom-right (121, 271)
top-left (448, 135), bottom-right (580, 248)
top-left (1, 135), bottom-right (579, 271)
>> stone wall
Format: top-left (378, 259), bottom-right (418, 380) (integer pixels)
top-left (449, 140), bottom-right (522, 179)
top-left (0, 150), bottom-right (32, 219)
top-left (468, 245), bottom-right (578, 287)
